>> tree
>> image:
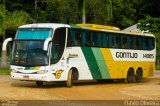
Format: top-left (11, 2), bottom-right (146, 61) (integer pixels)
top-left (138, 15), bottom-right (160, 33)
top-left (110, 0), bottom-right (137, 29)
top-left (0, 3), bottom-right (32, 67)
top-left (135, 0), bottom-right (160, 19)
top-left (138, 16), bottom-right (160, 64)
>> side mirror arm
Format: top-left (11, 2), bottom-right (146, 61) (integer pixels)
top-left (2, 38), bottom-right (13, 51)
top-left (43, 37), bottom-right (52, 51)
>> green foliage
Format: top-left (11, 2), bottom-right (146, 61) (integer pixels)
top-left (0, 0), bottom-right (160, 67)
top-left (2, 0), bottom-right (160, 29)
top-left (138, 16), bottom-right (160, 32)
top-left (0, 2), bottom-right (32, 68)
top-left (0, 67), bottom-right (10, 75)
top-left (0, 4), bottom-right (32, 36)
top-left (6, 11), bottom-right (33, 31)
top-left (111, 0), bottom-right (136, 28)
top-left (155, 33), bottom-right (160, 56)
top-left (138, 16), bottom-right (160, 56)
top-left (0, 4), bottom-right (6, 36)
top-left (155, 65), bottom-right (160, 70)
top-left (136, 0), bottom-right (160, 18)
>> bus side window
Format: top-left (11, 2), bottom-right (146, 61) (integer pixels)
top-left (122, 36), bottom-right (129, 49)
top-left (85, 31), bottom-right (91, 47)
top-left (109, 34), bottom-right (115, 48)
top-left (93, 32), bottom-right (97, 47)
top-left (70, 30), bottom-right (76, 46)
top-left (75, 30), bottom-right (82, 46)
top-left (67, 29), bottom-right (82, 47)
top-left (135, 37), bottom-right (140, 49)
top-left (115, 35), bottom-right (121, 48)
top-left (97, 33), bottom-right (101, 47)
top-left (67, 29), bottom-right (75, 47)
top-left (82, 31), bottom-right (86, 46)
top-left (148, 38), bottom-right (154, 50)
top-left (102, 33), bottom-right (109, 48)
top-left (51, 28), bottom-right (66, 64)
top-left (129, 36), bottom-right (134, 49)
top-left (142, 37), bottom-right (149, 50)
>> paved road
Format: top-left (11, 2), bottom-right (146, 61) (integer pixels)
top-left (155, 71), bottom-right (160, 77)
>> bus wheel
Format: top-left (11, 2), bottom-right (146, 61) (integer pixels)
top-left (66, 69), bottom-right (73, 87)
top-left (36, 81), bottom-right (43, 87)
top-left (124, 68), bottom-right (134, 83)
top-left (72, 69), bottom-right (79, 81)
top-left (135, 68), bottom-right (143, 83)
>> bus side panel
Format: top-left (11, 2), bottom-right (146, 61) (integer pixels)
top-left (64, 47), bottom-right (94, 80)
top-left (81, 47), bottom-right (112, 80)
top-left (64, 47), bottom-right (155, 81)
top-left (100, 48), bottom-right (123, 79)
top-left (81, 48), bottom-right (126, 80)
top-left (109, 49), bottom-right (155, 79)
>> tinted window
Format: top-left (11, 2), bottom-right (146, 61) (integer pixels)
top-left (51, 28), bottom-right (66, 64)
top-left (67, 28), bottom-right (155, 50)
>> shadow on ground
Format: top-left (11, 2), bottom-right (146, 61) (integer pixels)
top-left (10, 78), bottom-right (151, 88)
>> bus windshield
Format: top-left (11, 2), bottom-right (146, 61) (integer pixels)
top-left (11, 40), bottom-right (49, 66)
top-left (17, 28), bottom-right (52, 40)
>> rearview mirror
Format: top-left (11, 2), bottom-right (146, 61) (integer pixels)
top-left (43, 37), bottom-right (52, 51)
top-left (2, 38), bottom-right (13, 51)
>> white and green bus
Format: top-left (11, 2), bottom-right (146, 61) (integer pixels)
top-left (2, 23), bottom-right (156, 87)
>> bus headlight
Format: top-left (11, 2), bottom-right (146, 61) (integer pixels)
top-left (12, 69), bottom-right (17, 73)
top-left (37, 70), bottom-right (48, 74)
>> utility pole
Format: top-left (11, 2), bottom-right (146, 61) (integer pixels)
top-left (82, 0), bottom-right (86, 24)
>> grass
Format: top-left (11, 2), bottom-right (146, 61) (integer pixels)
top-left (155, 65), bottom-right (160, 71)
top-left (0, 67), bottom-right (10, 75)
top-left (0, 56), bottom-right (11, 62)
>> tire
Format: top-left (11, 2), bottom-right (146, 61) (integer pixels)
top-left (72, 70), bottom-right (79, 81)
top-left (124, 68), bottom-right (134, 83)
top-left (66, 69), bottom-right (73, 87)
top-left (135, 68), bottom-right (143, 83)
top-left (36, 81), bottom-right (43, 87)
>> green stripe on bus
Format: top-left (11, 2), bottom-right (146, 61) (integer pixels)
top-left (81, 47), bottom-right (102, 79)
top-left (91, 48), bottom-right (110, 79)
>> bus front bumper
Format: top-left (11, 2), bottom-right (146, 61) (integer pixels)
top-left (11, 72), bottom-right (51, 82)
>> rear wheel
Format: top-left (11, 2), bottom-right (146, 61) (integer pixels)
top-left (36, 81), bottom-right (43, 87)
top-left (124, 68), bottom-right (134, 83)
top-left (135, 68), bottom-right (143, 83)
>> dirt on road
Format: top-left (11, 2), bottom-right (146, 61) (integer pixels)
top-left (0, 75), bottom-right (160, 100)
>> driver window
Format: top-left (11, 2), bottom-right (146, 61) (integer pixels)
top-left (51, 28), bottom-right (66, 64)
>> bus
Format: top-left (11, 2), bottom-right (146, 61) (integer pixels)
top-left (2, 23), bottom-right (156, 87)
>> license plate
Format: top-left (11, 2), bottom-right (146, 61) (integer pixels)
top-left (23, 76), bottom-right (29, 79)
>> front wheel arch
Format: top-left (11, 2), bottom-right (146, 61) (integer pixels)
top-left (66, 67), bottom-right (79, 87)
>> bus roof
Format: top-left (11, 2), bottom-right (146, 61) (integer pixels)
top-left (71, 24), bottom-right (155, 37)
top-left (19, 23), bottom-right (70, 29)
top-left (19, 23), bottom-right (155, 37)
top-left (76, 24), bottom-right (120, 31)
